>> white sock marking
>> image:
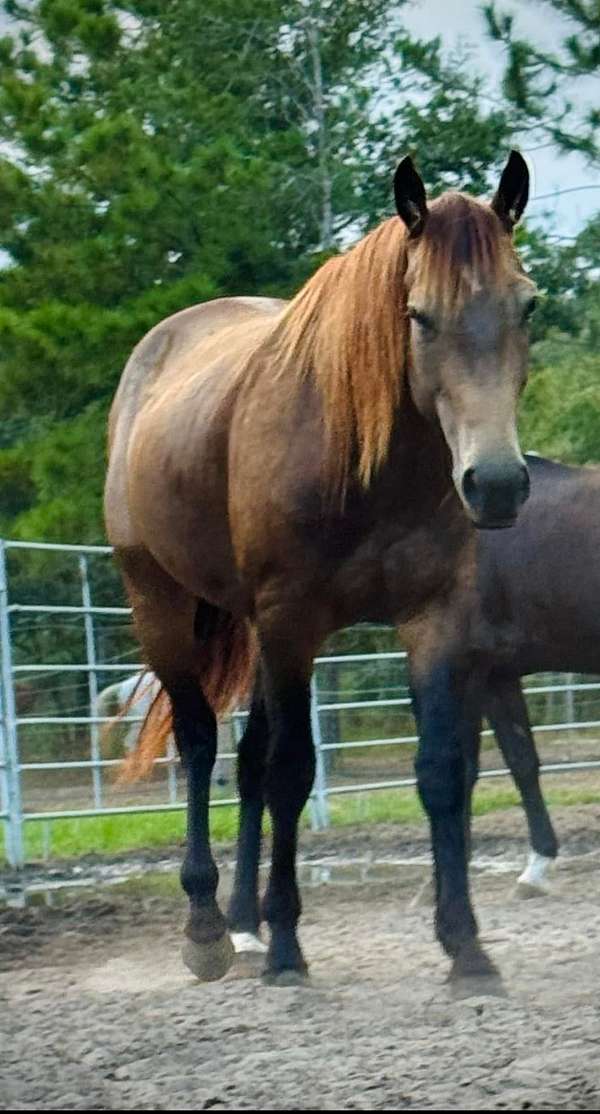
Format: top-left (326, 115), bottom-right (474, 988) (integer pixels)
top-left (230, 931), bottom-right (268, 955)
top-left (517, 850), bottom-right (553, 889)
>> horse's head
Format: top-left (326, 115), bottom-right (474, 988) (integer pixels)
top-left (395, 152), bottom-right (535, 529)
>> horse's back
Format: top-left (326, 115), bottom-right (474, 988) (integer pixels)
top-left (105, 297), bottom-right (285, 549)
top-left (110, 297), bottom-right (284, 440)
top-left (478, 456), bottom-right (600, 670)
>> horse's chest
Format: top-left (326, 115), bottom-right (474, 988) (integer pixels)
top-left (333, 522), bottom-right (464, 625)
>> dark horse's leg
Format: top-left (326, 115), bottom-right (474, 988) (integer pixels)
top-left (169, 675), bottom-right (235, 980)
top-left (484, 673), bottom-right (558, 892)
top-left (410, 655), bottom-right (498, 983)
top-left (227, 675), bottom-right (269, 959)
top-left (461, 692), bottom-right (483, 865)
top-left (256, 628), bottom-right (317, 983)
top-left (117, 548), bottom-right (234, 981)
top-left (409, 685), bottom-right (482, 909)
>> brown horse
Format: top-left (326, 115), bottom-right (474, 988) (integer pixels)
top-left (105, 152), bottom-right (534, 986)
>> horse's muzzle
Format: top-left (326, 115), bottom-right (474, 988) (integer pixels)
top-left (461, 459), bottom-right (530, 529)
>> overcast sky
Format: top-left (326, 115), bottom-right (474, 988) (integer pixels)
top-left (0, 0), bottom-right (597, 236)
top-left (403, 0), bottom-right (599, 235)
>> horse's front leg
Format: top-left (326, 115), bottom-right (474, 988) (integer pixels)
top-left (461, 687), bottom-right (484, 866)
top-left (256, 620), bottom-right (319, 985)
top-left (410, 658), bottom-right (499, 985)
top-left (409, 676), bottom-right (482, 910)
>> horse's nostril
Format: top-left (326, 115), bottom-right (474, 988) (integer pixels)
top-left (461, 459), bottom-right (529, 523)
top-left (462, 466), bottom-right (477, 501)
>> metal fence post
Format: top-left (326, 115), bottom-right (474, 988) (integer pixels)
top-left (80, 555), bottom-right (103, 808)
top-left (565, 672), bottom-right (575, 734)
top-left (0, 665), bottom-right (10, 855)
top-left (2, 538), bottom-right (600, 858)
top-left (310, 674), bottom-right (330, 830)
top-left (0, 540), bottom-right (24, 869)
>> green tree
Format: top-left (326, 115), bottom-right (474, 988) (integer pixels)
top-left (519, 209), bottom-right (600, 461)
top-left (517, 209), bottom-right (600, 342)
top-left (1, 0), bottom-right (598, 753)
top-left (0, 0), bottom-right (522, 545)
top-left (484, 0), bottom-right (600, 159)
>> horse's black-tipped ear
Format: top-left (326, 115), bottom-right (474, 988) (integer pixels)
top-left (394, 156), bottom-right (428, 237)
top-left (491, 150), bottom-right (530, 233)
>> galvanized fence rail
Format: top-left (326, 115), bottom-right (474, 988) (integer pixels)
top-left (2, 539), bottom-right (600, 869)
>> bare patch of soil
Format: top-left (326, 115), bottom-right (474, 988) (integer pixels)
top-left (2, 807), bottom-right (600, 1109)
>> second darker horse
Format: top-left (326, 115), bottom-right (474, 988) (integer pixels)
top-left (456, 454), bottom-right (600, 891)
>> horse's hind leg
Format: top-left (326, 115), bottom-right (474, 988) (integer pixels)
top-left (116, 546), bottom-right (234, 981)
top-left (173, 676), bottom-right (234, 979)
top-left (484, 673), bottom-right (558, 895)
top-left (227, 673), bottom-right (269, 968)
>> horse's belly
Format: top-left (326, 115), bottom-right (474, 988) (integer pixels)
top-left (134, 500), bottom-right (240, 609)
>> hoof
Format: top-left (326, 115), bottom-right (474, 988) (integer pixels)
top-left (226, 932), bottom-right (268, 980)
top-left (263, 968), bottom-right (310, 988)
top-left (182, 933), bottom-right (235, 982)
top-left (227, 950), bottom-right (266, 980)
top-left (449, 941), bottom-right (500, 984)
top-left (514, 880), bottom-right (548, 901)
top-left (449, 973), bottom-right (508, 1001)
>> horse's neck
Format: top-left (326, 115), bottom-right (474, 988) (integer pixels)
top-left (371, 402), bottom-right (452, 516)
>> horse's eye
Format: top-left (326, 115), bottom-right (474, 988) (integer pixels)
top-left (407, 307), bottom-right (435, 332)
top-left (522, 297), bottom-right (537, 323)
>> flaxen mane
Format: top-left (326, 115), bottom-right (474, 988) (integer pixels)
top-left (254, 216), bottom-right (409, 495)
top-left (411, 192), bottom-right (527, 310)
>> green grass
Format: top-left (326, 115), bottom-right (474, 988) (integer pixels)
top-left (2, 778), bottom-right (599, 864)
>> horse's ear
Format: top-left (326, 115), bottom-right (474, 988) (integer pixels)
top-left (394, 156), bottom-right (428, 238)
top-left (491, 150), bottom-right (529, 233)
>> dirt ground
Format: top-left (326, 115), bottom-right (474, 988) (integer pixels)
top-left (2, 806), bottom-right (600, 1110)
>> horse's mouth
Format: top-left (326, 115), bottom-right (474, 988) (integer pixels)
top-left (473, 516), bottom-right (518, 531)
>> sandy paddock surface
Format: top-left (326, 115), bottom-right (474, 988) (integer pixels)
top-left (2, 806), bottom-right (600, 1110)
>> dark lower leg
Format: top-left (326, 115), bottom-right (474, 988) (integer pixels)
top-left (261, 675), bottom-right (315, 978)
top-left (485, 676), bottom-right (558, 860)
top-left (227, 680), bottom-right (268, 936)
top-left (463, 710), bottom-right (483, 864)
top-left (170, 679), bottom-right (228, 951)
top-left (412, 662), bottom-right (494, 976)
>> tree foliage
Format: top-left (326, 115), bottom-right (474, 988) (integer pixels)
top-left (0, 0), bottom-right (523, 545)
top-left (0, 0), bottom-right (597, 553)
top-left (0, 0), bottom-right (598, 756)
top-left (484, 0), bottom-right (600, 159)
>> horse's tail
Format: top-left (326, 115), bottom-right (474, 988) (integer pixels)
top-left (100, 672), bottom-right (155, 755)
top-left (120, 605), bottom-right (257, 781)
top-left (97, 679), bottom-right (130, 725)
